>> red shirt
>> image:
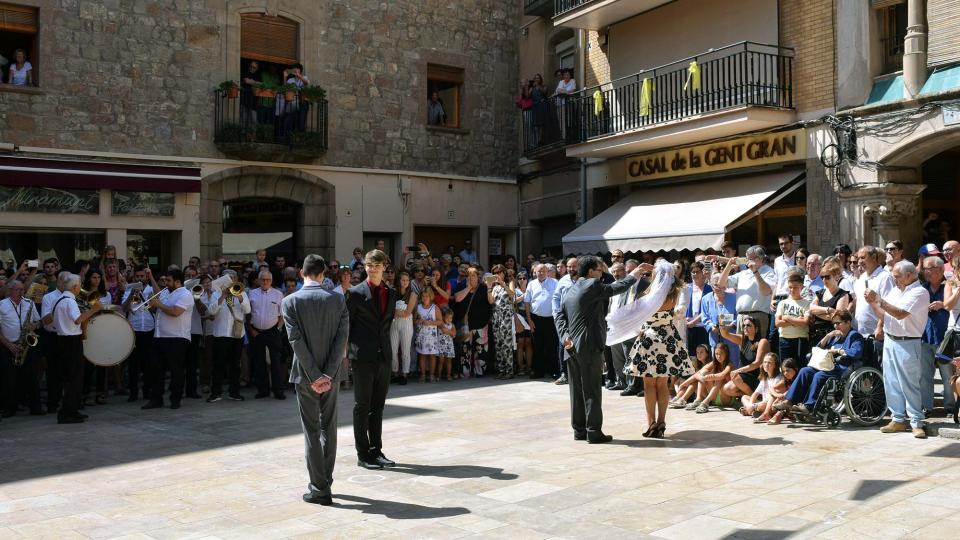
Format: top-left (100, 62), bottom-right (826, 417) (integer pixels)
top-left (368, 280), bottom-right (388, 316)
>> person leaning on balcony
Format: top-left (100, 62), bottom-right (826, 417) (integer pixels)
top-left (240, 61), bottom-right (262, 133)
top-left (278, 63), bottom-right (310, 135)
top-left (554, 68), bottom-right (576, 97)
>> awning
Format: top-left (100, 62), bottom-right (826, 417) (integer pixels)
top-left (0, 156), bottom-right (202, 193)
top-left (562, 169), bottom-right (805, 254)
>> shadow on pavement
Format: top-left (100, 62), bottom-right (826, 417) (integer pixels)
top-left (386, 463), bottom-right (518, 480)
top-left (849, 479), bottom-right (911, 501)
top-left (333, 494), bottom-right (469, 519)
top-left (609, 430), bottom-right (793, 448)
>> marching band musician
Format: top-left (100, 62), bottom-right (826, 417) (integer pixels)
top-left (196, 275), bottom-right (218, 393)
top-left (40, 271), bottom-right (69, 414)
top-left (80, 268), bottom-right (111, 406)
top-left (0, 280), bottom-right (42, 418)
top-left (184, 266), bottom-right (202, 400)
top-left (122, 265), bottom-right (157, 403)
top-left (207, 270), bottom-right (251, 403)
top-left (248, 270), bottom-right (287, 400)
top-left (53, 274), bottom-right (102, 424)
top-left (143, 269), bottom-right (194, 411)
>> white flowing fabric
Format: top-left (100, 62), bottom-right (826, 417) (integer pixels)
top-left (605, 260), bottom-right (676, 346)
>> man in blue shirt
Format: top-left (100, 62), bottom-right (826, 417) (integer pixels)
top-left (700, 281), bottom-right (740, 367)
top-left (525, 263), bottom-right (558, 379)
top-left (920, 255), bottom-right (955, 415)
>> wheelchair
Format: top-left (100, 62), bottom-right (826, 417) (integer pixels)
top-left (795, 364), bottom-right (886, 428)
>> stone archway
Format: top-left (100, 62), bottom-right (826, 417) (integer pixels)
top-left (201, 166), bottom-right (335, 261)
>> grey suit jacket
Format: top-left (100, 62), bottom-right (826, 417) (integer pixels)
top-left (556, 275), bottom-right (637, 356)
top-left (282, 283), bottom-right (350, 384)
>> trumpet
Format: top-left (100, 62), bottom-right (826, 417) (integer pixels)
top-left (131, 289), bottom-right (166, 312)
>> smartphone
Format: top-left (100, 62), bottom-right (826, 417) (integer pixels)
top-left (406, 245), bottom-right (420, 253)
top-left (27, 259), bottom-right (39, 268)
top-left (735, 257), bottom-right (748, 266)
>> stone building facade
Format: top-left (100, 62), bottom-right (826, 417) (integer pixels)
top-left (0, 0), bottom-right (522, 269)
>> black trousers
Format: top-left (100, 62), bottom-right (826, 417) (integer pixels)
top-left (1, 346), bottom-right (41, 413)
top-left (185, 333), bottom-right (202, 396)
top-left (128, 331), bottom-right (154, 399)
top-left (568, 348), bottom-right (604, 436)
top-left (686, 326), bottom-right (710, 357)
top-left (39, 329), bottom-right (62, 410)
top-left (57, 334), bottom-right (85, 420)
top-left (352, 360), bottom-right (391, 459)
top-left (250, 327), bottom-right (286, 395)
top-left (211, 336), bottom-right (242, 397)
top-left (531, 314), bottom-right (559, 377)
top-left (296, 380), bottom-right (339, 498)
top-left (150, 337), bottom-right (189, 404)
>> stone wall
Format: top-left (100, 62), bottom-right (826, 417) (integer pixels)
top-left (780, 0), bottom-right (836, 114)
top-left (0, 0), bottom-right (520, 179)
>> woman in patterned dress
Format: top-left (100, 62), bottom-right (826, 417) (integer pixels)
top-left (487, 265), bottom-right (517, 379)
top-left (626, 265), bottom-right (695, 439)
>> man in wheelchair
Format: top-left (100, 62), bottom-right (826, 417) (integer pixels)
top-left (775, 309), bottom-right (863, 417)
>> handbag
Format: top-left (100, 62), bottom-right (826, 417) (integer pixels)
top-left (458, 289), bottom-right (477, 341)
top-left (936, 327), bottom-right (960, 365)
top-left (808, 346), bottom-right (836, 372)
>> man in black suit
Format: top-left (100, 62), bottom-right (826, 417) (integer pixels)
top-left (555, 255), bottom-right (649, 443)
top-left (345, 249), bottom-right (398, 470)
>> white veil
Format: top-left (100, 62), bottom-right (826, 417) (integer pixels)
top-left (605, 259), bottom-right (676, 346)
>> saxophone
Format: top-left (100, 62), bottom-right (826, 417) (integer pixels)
top-left (15, 300), bottom-right (39, 366)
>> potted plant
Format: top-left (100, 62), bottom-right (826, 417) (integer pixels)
top-left (255, 81), bottom-right (277, 98)
top-left (218, 80), bottom-right (239, 99)
top-left (300, 85), bottom-right (326, 103)
top-left (280, 83), bottom-right (299, 102)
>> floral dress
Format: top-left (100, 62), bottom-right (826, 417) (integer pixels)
top-left (415, 304), bottom-right (439, 355)
top-left (491, 284), bottom-right (516, 376)
top-left (438, 322), bottom-right (456, 358)
top-left (627, 310), bottom-right (695, 378)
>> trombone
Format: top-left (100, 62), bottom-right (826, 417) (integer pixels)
top-left (131, 289), bottom-right (165, 312)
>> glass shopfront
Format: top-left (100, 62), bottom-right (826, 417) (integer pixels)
top-left (0, 229), bottom-right (105, 274)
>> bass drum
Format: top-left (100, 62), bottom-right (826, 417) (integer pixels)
top-left (83, 311), bottom-right (136, 367)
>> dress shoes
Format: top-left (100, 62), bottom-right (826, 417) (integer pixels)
top-left (619, 386), bottom-right (640, 397)
top-left (303, 492), bottom-right (333, 506)
top-left (587, 433), bottom-right (613, 444)
top-left (574, 432), bottom-right (587, 441)
top-left (608, 382), bottom-right (625, 391)
top-left (141, 400), bottom-right (164, 410)
top-left (357, 457), bottom-right (384, 470)
top-left (274, 392), bottom-right (286, 400)
top-left (254, 392), bottom-right (270, 399)
top-left (169, 402), bottom-right (181, 410)
top-left (373, 453), bottom-right (396, 467)
top-left (227, 393), bottom-right (245, 401)
top-left (399, 375), bottom-right (407, 386)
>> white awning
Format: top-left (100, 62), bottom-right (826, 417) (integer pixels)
top-left (562, 169), bottom-right (805, 254)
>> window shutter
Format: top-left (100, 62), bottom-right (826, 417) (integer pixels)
top-left (241, 14), bottom-right (299, 65)
top-left (0, 3), bottom-right (37, 33)
top-left (870, 0), bottom-right (904, 8)
top-left (428, 64), bottom-right (465, 84)
top-left (928, 0), bottom-right (960, 66)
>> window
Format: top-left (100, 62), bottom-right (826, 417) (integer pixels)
top-left (427, 64), bottom-right (464, 128)
top-left (876, 1), bottom-right (907, 74)
top-left (0, 2), bottom-right (38, 86)
top-left (240, 13), bottom-right (299, 89)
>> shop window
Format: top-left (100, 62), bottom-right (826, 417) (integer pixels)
top-left (427, 64), bottom-right (463, 128)
top-left (0, 2), bottom-right (39, 87)
top-left (876, 0), bottom-right (907, 74)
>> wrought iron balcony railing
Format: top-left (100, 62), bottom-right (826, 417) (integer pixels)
top-left (214, 88), bottom-right (328, 160)
top-left (521, 42), bottom-right (794, 158)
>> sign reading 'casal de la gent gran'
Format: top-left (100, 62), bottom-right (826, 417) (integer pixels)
top-left (626, 128), bottom-right (806, 181)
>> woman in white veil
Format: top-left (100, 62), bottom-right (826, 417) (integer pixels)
top-left (607, 259), bottom-right (694, 438)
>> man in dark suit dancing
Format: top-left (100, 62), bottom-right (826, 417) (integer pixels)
top-left (283, 254), bottom-right (350, 506)
top-left (555, 255), bottom-right (649, 443)
top-left (346, 249), bottom-right (398, 470)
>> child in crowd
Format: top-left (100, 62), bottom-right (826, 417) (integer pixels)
top-left (742, 352), bottom-right (781, 421)
top-left (438, 307), bottom-right (457, 382)
top-left (775, 273), bottom-right (812, 367)
top-left (766, 358), bottom-right (799, 425)
top-left (688, 343), bottom-right (734, 413)
top-left (670, 344), bottom-right (711, 408)
top-left (414, 287), bottom-right (441, 383)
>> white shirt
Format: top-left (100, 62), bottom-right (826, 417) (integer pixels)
top-left (9, 61), bottom-right (31, 86)
top-left (853, 266), bottom-right (895, 334)
top-left (839, 269), bottom-right (855, 293)
top-left (333, 285), bottom-right (348, 296)
top-left (0, 298), bottom-right (40, 343)
top-left (459, 249), bottom-right (478, 264)
top-left (154, 287), bottom-right (194, 340)
top-left (122, 285), bottom-right (155, 333)
top-left (41, 289), bottom-right (64, 332)
top-left (190, 295), bottom-right (204, 335)
top-left (248, 287), bottom-right (283, 331)
top-left (773, 253), bottom-right (797, 296)
top-left (53, 291), bottom-right (82, 336)
top-left (882, 280), bottom-right (930, 338)
top-left (726, 265), bottom-right (777, 314)
top-left (556, 79), bottom-right (576, 94)
top-left (689, 283), bottom-right (705, 326)
top-left (524, 277), bottom-right (558, 317)
top-left (208, 291), bottom-right (251, 338)
top-left (198, 291), bottom-right (219, 336)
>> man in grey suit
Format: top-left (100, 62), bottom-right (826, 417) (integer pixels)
top-left (555, 255), bottom-right (649, 443)
top-left (282, 254), bottom-right (349, 506)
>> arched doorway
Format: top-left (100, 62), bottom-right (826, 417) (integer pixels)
top-left (201, 166), bottom-right (335, 263)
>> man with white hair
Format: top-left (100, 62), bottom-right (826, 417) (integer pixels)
top-left (865, 260), bottom-right (930, 438)
top-left (52, 274), bottom-right (101, 423)
top-left (853, 246), bottom-right (895, 363)
top-left (525, 262), bottom-right (558, 379)
top-left (715, 245), bottom-right (776, 339)
top-left (247, 269), bottom-right (286, 400)
top-left (920, 256), bottom-right (955, 415)
top-left (0, 280), bottom-right (42, 417)
top-left (804, 254), bottom-right (824, 295)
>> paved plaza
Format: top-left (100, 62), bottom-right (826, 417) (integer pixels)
top-left (1, 378), bottom-right (959, 539)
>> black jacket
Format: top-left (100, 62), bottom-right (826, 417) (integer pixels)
top-left (555, 275), bottom-right (637, 355)
top-left (345, 281), bottom-right (397, 363)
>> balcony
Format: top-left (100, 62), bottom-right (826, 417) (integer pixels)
top-left (520, 42), bottom-right (795, 159)
top-left (553, 0), bottom-right (673, 29)
top-left (524, 0), bottom-right (554, 18)
top-left (213, 88), bottom-right (328, 162)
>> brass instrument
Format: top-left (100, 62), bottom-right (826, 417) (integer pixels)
top-left (14, 300), bottom-right (39, 366)
top-left (79, 288), bottom-right (103, 307)
top-left (131, 288), bottom-right (165, 312)
top-left (228, 282), bottom-right (245, 297)
top-left (26, 283), bottom-right (48, 303)
top-left (192, 284), bottom-right (204, 299)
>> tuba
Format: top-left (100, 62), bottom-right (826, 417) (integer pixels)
top-left (15, 300), bottom-right (39, 366)
top-left (80, 288), bottom-right (102, 307)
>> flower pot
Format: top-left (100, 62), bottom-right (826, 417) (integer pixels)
top-left (226, 86), bottom-right (239, 99)
top-left (254, 88), bottom-right (276, 98)
top-left (284, 90), bottom-right (297, 102)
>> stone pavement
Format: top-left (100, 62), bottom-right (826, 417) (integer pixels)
top-left (1, 378), bottom-right (959, 540)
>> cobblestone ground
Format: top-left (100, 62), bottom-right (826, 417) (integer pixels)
top-left (1, 378), bottom-right (959, 539)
